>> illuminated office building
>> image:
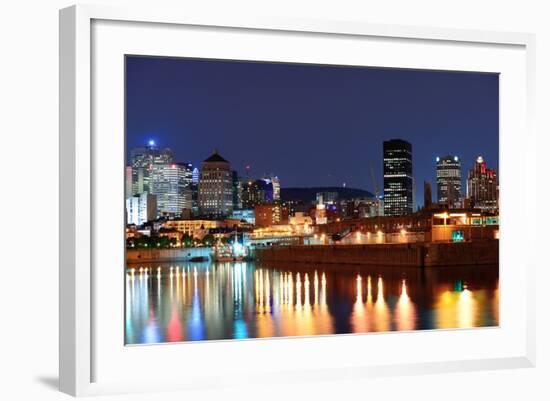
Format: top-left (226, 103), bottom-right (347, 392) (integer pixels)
top-left (383, 139), bottom-right (413, 216)
top-left (129, 140), bottom-right (172, 195)
top-left (271, 176), bottom-right (281, 201)
top-left (436, 155), bottom-right (462, 208)
top-left (151, 162), bottom-right (193, 216)
top-left (466, 156), bottom-right (499, 212)
top-left (125, 166), bottom-right (133, 199)
top-left (198, 150), bottom-right (234, 217)
top-left (192, 167), bottom-right (199, 184)
top-left (231, 209), bottom-right (255, 225)
top-left (232, 171), bottom-right (243, 210)
top-left (255, 204), bottom-right (288, 227)
top-left (241, 178), bottom-right (274, 208)
top-left (126, 192), bottom-right (157, 226)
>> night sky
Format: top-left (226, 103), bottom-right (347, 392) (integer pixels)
top-left (126, 56), bottom-right (499, 208)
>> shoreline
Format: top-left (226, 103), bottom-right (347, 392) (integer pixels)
top-left (126, 240), bottom-right (498, 267)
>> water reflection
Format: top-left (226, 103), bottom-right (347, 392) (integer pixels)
top-left (125, 262), bottom-right (499, 344)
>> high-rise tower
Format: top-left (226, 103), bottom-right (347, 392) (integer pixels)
top-left (383, 139), bottom-right (413, 216)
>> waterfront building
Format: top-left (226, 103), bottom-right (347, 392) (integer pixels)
top-left (241, 178), bottom-right (274, 208)
top-left (315, 203), bottom-right (327, 225)
top-left (129, 141), bottom-right (172, 195)
top-left (466, 156), bottom-right (499, 211)
top-left (436, 155), bottom-right (462, 208)
top-left (383, 139), bottom-right (413, 216)
top-left (315, 208), bottom-right (499, 245)
top-left (126, 192), bottom-right (157, 226)
top-left (431, 210), bottom-right (499, 242)
top-left (151, 162), bottom-right (193, 216)
top-left (163, 219), bottom-right (221, 239)
top-left (289, 211), bottom-right (313, 226)
top-left (198, 150), bottom-right (234, 217)
top-left (255, 204), bottom-right (289, 227)
top-left (289, 212), bottom-right (314, 235)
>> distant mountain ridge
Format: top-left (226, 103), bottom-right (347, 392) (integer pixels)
top-left (280, 187), bottom-right (374, 203)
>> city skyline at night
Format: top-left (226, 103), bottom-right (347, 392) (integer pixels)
top-left (126, 56), bottom-right (499, 208)
top-left (124, 55), bottom-right (500, 344)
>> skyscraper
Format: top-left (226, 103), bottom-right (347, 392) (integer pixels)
top-left (151, 162), bottom-right (193, 216)
top-left (271, 176), bottom-right (281, 202)
top-left (232, 171), bottom-right (243, 210)
top-left (466, 156), bottom-right (498, 212)
top-left (241, 179), bottom-right (274, 208)
top-left (198, 150), bottom-right (234, 217)
top-left (436, 155), bottom-right (462, 208)
top-left (126, 192), bottom-right (157, 226)
top-left (125, 166), bottom-right (133, 199)
top-left (383, 139), bottom-right (413, 216)
top-left (129, 141), bottom-right (172, 195)
top-left (192, 167), bottom-right (199, 184)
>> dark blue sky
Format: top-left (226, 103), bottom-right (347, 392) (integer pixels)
top-left (126, 56), bottom-right (498, 208)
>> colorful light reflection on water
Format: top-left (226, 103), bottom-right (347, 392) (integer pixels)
top-left (125, 262), bottom-right (499, 345)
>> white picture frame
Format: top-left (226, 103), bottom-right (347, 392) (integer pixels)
top-left (59, 4), bottom-right (536, 397)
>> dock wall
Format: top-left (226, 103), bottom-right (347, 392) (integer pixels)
top-left (255, 240), bottom-right (498, 267)
top-left (126, 247), bottom-right (212, 264)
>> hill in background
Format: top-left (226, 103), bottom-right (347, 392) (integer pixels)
top-left (280, 187), bottom-right (374, 204)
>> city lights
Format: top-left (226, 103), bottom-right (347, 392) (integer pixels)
top-left (123, 57), bottom-right (500, 345)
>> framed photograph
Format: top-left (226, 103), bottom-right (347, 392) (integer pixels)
top-left (59, 4), bottom-right (536, 397)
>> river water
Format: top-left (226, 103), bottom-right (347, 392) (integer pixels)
top-left (125, 261), bottom-right (499, 345)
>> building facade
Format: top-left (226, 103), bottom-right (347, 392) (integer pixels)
top-left (163, 219), bottom-right (221, 239)
top-left (232, 171), bottom-right (243, 210)
top-left (347, 197), bottom-right (384, 219)
top-left (198, 150), bottom-right (234, 217)
top-left (271, 176), bottom-right (281, 201)
top-left (255, 204), bottom-right (289, 227)
top-left (231, 209), bottom-right (255, 225)
top-left (150, 162), bottom-right (193, 216)
top-left (466, 156), bottom-right (499, 211)
top-left (436, 155), bottom-right (462, 208)
top-left (383, 139), bottom-right (413, 216)
top-left (125, 166), bottom-right (133, 199)
top-left (316, 191), bottom-right (338, 205)
top-left (129, 141), bottom-right (172, 195)
top-left (126, 192), bottom-right (157, 226)
top-left (241, 178), bottom-right (274, 208)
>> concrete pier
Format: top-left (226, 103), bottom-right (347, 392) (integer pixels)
top-left (254, 240), bottom-right (498, 267)
top-left (126, 247), bottom-right (212, 264)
